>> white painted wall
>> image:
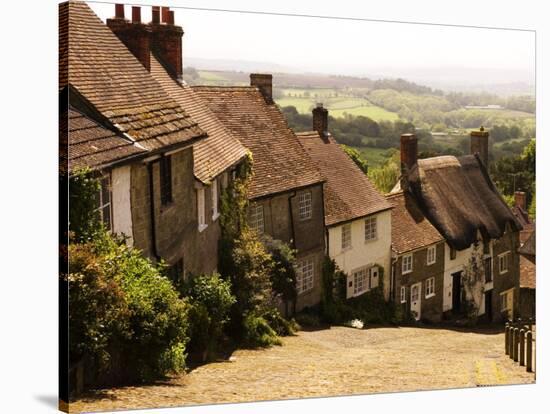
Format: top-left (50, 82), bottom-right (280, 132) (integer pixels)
top-left (111, 165), bottom-right (134, 246)
top-left (327, 210), bottom-right (392, 300)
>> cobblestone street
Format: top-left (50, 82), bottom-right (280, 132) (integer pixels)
top-left (70, 326), bottom-right (535, 413)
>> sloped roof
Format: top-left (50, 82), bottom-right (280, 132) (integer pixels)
top-left (520, 255), bottom-right (535, 289)
top-left (408, 154), bottom-right (522, 250)
top-left (192, 86), bottom-right (324, 199)
top-left (386, 191), bottom-right (443, 254)
top-left (297, 131), bottom-right (391, 226)
top-left (63, 106), bottom-right (147, 173)
top-left (519, 228), bottom-right (536, 257)
top-left (512, 205), bottom-right (532, 228)
top-left (149, 55), bottom-right (247, 183)
top-left (59, 1), bottom-right (205, 152)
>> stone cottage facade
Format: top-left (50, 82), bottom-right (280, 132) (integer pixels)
top-left (193, 77), bottom-right (326, 313)
top-left (297, 105), bottom-right (393, 300)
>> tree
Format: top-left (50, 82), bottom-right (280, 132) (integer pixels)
top-left (341, 145), bottom-right (368, 174)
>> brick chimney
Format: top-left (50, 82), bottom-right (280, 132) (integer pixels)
top-left (107, 5), bottom-right (151, 71)
top-left (400, 134), bottom-right (418, 173)
top-left (470, 126), bottom-right (489, 167)
top-left (150, 6), bottom-right (184, 80)
top-left (312, 103), bottom-right (329, 139)
top-left (514, 191), bottom-right (527, 211)
top-left (250, 74), bottom-right (273, 104)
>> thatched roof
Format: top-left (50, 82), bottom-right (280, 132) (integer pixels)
top-left (408, 154), bottom-right (522, 250)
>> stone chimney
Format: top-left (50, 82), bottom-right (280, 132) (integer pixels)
top-left (470, 126), bottom-right (489, 167)
top-left (107, 5), bottom-right (151, 71)
top-left (150, 6), bottom-right (184, 80)
top-left (250, 74), bottom-right (273, 104)
top-left (400, 134), bottom-right (418, 174)
top-left (514, 191), bottom-right (527, 211)
top-left (312, 103), bottom-right (329, 139)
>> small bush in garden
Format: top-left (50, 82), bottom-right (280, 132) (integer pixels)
top-left (242, 313), bottom-right (282, 348)
top-left (294, 311), bottom-right (322, 328)
top-left (182, 273), bottom-right (236, 359)
top-left (262, 308), bottom-right (299, 336)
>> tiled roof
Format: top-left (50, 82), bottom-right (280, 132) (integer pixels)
top-left (60, 1), bottom-right (206, 152)
top-left (519, 228), bottom-right (536, 257)
top-left (63, 106), bottom-right (147, 173)
top-left (386, 191), bottom-right (444, 254)
top-left (408, 155), bottom-right (522, 250)
top-left (150, 55), bottom-right (247, 183)
top-left (192, 86), bottom-right (324, 199)
top-left (520, 255), bottom-right (535, 289)
top-left (297, 131), bottom-right (392, 226)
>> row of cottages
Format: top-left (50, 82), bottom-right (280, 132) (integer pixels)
top-left (389, 131), bottom-right (522, 322)
top-left (296, 105), bottom-right (393, 300)
top-left (61, 1), bottom-right (248, 281)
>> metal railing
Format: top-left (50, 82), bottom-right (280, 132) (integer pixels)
top-left (505, 318), bottom-right (535, 374)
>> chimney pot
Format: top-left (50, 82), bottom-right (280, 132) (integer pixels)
top-left (131, 6), bottom-right (141, 23)
top-left (470, 126), bottom-right (490, 168)
top-left (514, 191), bottom-right (527, 211)
top-left (168, 10), bottom-right (175, 25)
top-left (312, 104), bottom-right (329, 139)
top-left (115, 4), bottom-right (125, 19)
top-left (250, 73), bottom-right (273, 105)
top-left (161, 6), bottom-right (170, 23)
top-left (152, 6), bottom-right (160, 24)
top-left (400, 133), bottom-right (418, 173)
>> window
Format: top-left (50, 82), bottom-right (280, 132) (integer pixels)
top-left (211, 178), bottom-right (219, 220)
top-left (427, 245), bottom-right (436, 265)
top-left (425, 277), bottom-right (435, 298)
top-left (411, 284), bottom-right (419, 302)
top-left (197, 187), bottom-right (207, 231)
top-left (450, 248), bottom-right (457, 260)
top-left (500, 288), bottom-right (514, 315)
top-left (160, 156), bottom-right (172, 205)
top-left (499, 252), bottom-right (510, 274)
top-left (96, 174), bottom-right (112, 231)
top-left (400, 286), bottom-right (406, 303)
top-left (296, 258), bottom-right (314, 294)
top-left (353, 268), bottom-right (368, 295)
top-left (341, 223), bottom-right (352, 250)
top-left (364, 216), bottom-right (377, 242)
top-left (402, 253), bottom-right (413, 274)
top-left (298, 191), bottom-right (312, 220)
top-left (248, 203), bottom-right (264, 234)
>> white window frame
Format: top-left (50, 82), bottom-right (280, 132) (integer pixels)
top-left (341, 223), bottom-right (352, 251)
top-left (211, 178), bottom-right (220, 221)
top-left (296, 258), bottom-right (314, 294)
top-left (400, 286), bottom-right (406, 303)
top-left (298, 191), bottom-right (313, 220)
top-left (96, 174), bottom-right (112, 232)
top-left (425, 277), bottom-right (435, 298)
top-left (500, 288), bottom-right (514, 313)
top-left (364, 216), bottom-right (377, 242)
top-left (427, 245), bottom-right (436, 265)
top-left (197, 187), bottom-right (207, 232)
top-left (249, 203), bottom-right (265, 234)
top-left (402, 253), bottom-right (413, 275)
top-left (498, 251), bottom-right (510, 274)
top-left (411, 284), bottom-right (420, 302)
top-left (353, 268), bottom-right (368, 295)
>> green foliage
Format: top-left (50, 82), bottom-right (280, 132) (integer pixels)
top-left (367, 151), bottom-right (400, 193)
top-left (182, 273), bottom-right (236, 358)
top-left (69, 168), bottom-right (102, 242)
top-left (262, 308), bottom-right (299, 336)
top-left (341, 144), bottom-right (369, 174)
top-left (68, 232), bottom-right (191, 384)
top-left (262, 235), bottom-right (297, 313)
top-left (242, 313), bottom-right (282, 348)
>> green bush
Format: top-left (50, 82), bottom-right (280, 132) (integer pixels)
top-left (69, 168), bottom-right (102, 242)
top-left (182, 273), bottom-right (236, 359)
top-left (242, 313), bottom-right (282, 348)
top-left (68, 232), bottom-right (191, 384)
top-left (262, 308), bottom-right (299, 336)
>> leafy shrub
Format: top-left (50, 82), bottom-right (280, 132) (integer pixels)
top-left (262, 308), bottom-right (299, 336)
top-left (182, 273), bottom-right (236, 359)
top-left (294, 311), bottom-right (322, 328)
top-left (242, 313), bottom-right (282, 348)
top-left (69, 168), bottom-right (102, 242)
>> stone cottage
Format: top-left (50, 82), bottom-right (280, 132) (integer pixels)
top-left (194, 77), bottom-right (326, 313)
top-left (393, 129), bottom-right (522, 322)
top-left (297, 105), bottom-right (393, 300)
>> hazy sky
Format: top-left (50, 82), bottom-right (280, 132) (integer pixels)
top-left (88, 1), bottom-right (535, 86)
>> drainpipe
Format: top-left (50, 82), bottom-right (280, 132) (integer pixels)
top-left (147, 161), bottom-right (161, 262)
top-left (390, 252), bottom-right (398, 302)
top-left (287, 191), bottom-right (297, 250)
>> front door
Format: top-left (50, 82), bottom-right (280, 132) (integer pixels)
top-left (452, 272), bottom-right (462, 313)
top-left (410, 282), bottom-right (421, 320)
top-left (485, 290), bottom-right (493, 322)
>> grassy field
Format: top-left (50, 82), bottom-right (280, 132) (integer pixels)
top-left (350, 146), bottom-right (395, 168)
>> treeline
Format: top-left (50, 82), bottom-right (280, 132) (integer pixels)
top-left (447, 92), bottom-right (535, 114)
